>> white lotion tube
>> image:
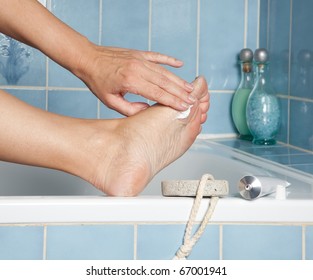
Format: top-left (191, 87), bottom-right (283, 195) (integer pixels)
top-left (238, 175), bottom-right (290, 200)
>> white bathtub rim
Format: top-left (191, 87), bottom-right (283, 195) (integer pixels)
top-left (1, 195), bottom-right (313, 224)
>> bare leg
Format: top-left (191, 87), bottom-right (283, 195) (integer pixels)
top-left (0, 76), bottom-right (209, 196)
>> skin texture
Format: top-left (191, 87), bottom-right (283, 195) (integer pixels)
top-left (0, 0), bottom-right (211, 196)
top-left (0, 0), bottom-right (196, 116)
top-left (0, 76), bottom-right (209, 196)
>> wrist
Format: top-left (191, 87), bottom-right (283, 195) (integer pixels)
top-left (70, 38), bottom-right (97, 83)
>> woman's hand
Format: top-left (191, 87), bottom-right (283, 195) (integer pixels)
top-left (76, 45), bottom-right (196, 116)
top-left (0, 0), bottom-right (195, 116)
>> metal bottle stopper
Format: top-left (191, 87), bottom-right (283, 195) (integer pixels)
top-left (254, 48), bottom-right (269, 63)
top-left (239, 48), bottom-right (253, 62)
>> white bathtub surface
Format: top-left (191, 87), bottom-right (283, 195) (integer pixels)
top-left (0, 139), bottom-right (312, 223)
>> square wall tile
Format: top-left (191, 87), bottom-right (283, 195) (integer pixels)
top-left (290, 100), bottom-right (313, 151)
top-left (46, 225), bottom-right (134, 260)
top-left (306, 226), bottom-right (313, 260)
top-left (259, 0), bottom-right (268, 48)
top-left (49, 0), bottom-right (100, 88)
top-left (151, 0), bottom-right (198, 82)
top-left (5, 89), bottom-right (46, 110)
top-left (247, 0), bottom-right (259, 51)
top-left (102, 0), bottom-right (149, 50)
top-left (199, 0), bottom-right (245, 90)
top-left (290, 0), bottom-right (313, 99)
top-left (48, 90), bottom-right (98, 118)
top-left (268, 0), bottom-right (290, 95)
top-left (0, 226), bottom-right (44, 260)
top-left (137, 224), bottom-right (219, 260)
top-left (223, 225), bottom-right (302, 260)
top-left (50, 0), bottom-right (100, 43)
top-left (203, 92), bottom-right (236, 134)
top-left (276, 98), bottom-right (288, 143)
top-left (0, 35), bottom-right (46, 86)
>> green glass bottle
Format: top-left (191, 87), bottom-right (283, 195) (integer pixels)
top-left (231, 48), bottom-right (254, 140)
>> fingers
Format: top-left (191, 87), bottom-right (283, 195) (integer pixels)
top-left (140, 50), bottom-right (184, 68)
top-left (83, 46), bottom-right (200, 114)
top-left (123, 60), bottom-right (195, 111)
top-left (144, 60), bottom-right (194, 92)
top-left (128, 77), bottom-right (194, 112)
top-left (104, 95), bottom-right (150, 117)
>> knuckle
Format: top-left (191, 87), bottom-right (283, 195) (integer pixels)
top-left (157, 75), bottom-right (170, 89)
top-left (121, 75), bottom-right (134, 91)
top-left (153, 88), bottom-right (166, 102)
top-left (127, 58), bottom-right (141, 71)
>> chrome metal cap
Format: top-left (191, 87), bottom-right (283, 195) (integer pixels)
top-left (238, 175), bottom-right (262, 200)
top-left (239, 48), bottom-right (253, 62)
top-left (254, 48), bottom-right (269, 63)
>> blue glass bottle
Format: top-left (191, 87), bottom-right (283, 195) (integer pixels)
top-left (231, 48), bottom-right (254, 140)
top-left (246, 48), bottom-right (281, 145)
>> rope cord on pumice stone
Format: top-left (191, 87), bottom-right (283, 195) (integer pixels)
top-left (173, 174), bottom-right (219, 260)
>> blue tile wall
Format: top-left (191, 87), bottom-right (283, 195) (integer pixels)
top-left (1, 223), bottom-right (311, 260)
top-left (247, 0), bottom-right (259, 51)
top-left (0, 226), bottom-right (44, 260)
top-left (223, 225), bottom-right (302, 260)
top-left (137, 224), bottom-right (219, 260)
top-left (199, 0), bottom-right (244, 91)
top-left (290, 100), bottom-right (313, 151)
top-left (46, 225), bottom-right (134, 260)
top-left (102, 0), bottom-right (149, 50)
top-left (5, 89), bottom-right (46, 110)
top-left (306, 226), bottom-right (313, 260)
top-left (151, 0), bottom-right (198, 82)
top-left (49, 0), bottom-right (100, 88)
top-left (262, 0), bottom-right (313, 152)
top-left (0, 34), bottom-right (46, 86)
top-left (204, 92), bottom-right (236, 134)
top-left (48, 90), bottom-right (98, 118)
top-left (267, 0), bottom-right (290, 95)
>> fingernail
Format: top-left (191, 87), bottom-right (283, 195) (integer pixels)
top-left (181, 102), bottom-right (190, 109)
top-left (188, 94), bottom-right (196, 103)
top-left (185, 82), bottom-right (194, 91)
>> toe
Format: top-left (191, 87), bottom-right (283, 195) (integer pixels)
top-left (190, 76), bottom-right (208, 100)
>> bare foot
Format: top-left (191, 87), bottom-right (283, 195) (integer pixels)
top-left (89, 76), bottom-right (209, 196)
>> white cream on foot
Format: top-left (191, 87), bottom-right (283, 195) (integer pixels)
top-left (175, 105), bottom-right (192, 119)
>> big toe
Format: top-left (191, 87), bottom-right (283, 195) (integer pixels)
top-left (191, 76), bottom-right (208, 100)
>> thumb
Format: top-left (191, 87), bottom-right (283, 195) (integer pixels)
top-left (105, 95), bottom-right (150, 116)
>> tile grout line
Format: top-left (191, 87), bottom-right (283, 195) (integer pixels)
top-left (287, 0), bottom-right (293, 145)
top-left (266, 0), bottom-right (270, 50)
top-left (256, 0), bottom-right (260, 48)
top-left (244, 0), bottom-right (248, 48)
top-left (219, 224), bottom-right (223, 260)
top-left (133, 224), bottom-right (138, 260)
top-left (302, 225), bottom-right (306, 260)
top-left (43, 225), bottom-right (47, 260)
top-left (196, 0), bottom-right (200, 78)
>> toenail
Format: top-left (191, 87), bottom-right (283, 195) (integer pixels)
top-left (188, 95), bottom-right (196, 103)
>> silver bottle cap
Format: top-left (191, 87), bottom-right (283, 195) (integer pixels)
top-left (239, 48), bottom-right (253, 62)
top-left (254, 48), bottom-right (269, 63)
